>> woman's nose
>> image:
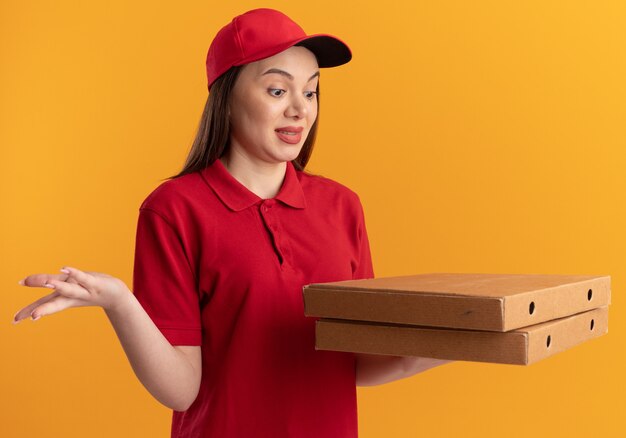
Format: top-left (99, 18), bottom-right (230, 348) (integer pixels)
top-left (285, 94), bottom-right (308, 119)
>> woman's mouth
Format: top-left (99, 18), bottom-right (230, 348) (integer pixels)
top-left (275, 129), bottom-right (303, 144)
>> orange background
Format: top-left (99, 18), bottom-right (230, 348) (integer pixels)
top-left (2, 1), bottom-right (625, 436)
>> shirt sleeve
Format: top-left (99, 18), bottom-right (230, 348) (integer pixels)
top-left (132, 207), bottom-right (202, 346)
top-left (352, 196), bottom-right (375, 280)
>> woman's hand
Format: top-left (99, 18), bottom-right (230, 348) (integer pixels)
top-left (355, 353), bottom-right (454, 386)
top-left (14, 266), bottom-right (130, 323)
top-left (14, 266), bottom-right (201, 410)
top-left (399, 356), bottom-right (454, 376)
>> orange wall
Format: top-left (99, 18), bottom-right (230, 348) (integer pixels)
top-left (2, 1), bottom-right (624, 436)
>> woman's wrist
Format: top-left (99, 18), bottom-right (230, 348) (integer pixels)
top-left (103, 287), bottom-right (135, 315)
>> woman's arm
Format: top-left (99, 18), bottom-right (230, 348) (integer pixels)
top-left (355, 353), bottom-right (452, 387)
top-left (104, 292), bottom-right (202, 411)
top-left (14, 267), bottom-right (201, 411)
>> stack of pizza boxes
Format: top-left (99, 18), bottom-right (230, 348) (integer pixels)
top-left (302, 273), bottom-right (610, 365)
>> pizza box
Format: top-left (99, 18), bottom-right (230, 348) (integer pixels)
top-left (303, 273), bottom-right (611, 332)
top-left (315, 306), bottom-right (609, 365)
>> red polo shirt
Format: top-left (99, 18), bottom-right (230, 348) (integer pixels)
top-left (132, 158), bottom-right (374, 437)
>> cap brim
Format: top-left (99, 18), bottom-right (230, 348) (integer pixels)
top-left (293, 34), bottom-right (352, 67)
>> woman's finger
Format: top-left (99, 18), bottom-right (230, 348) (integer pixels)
top-left (19, 272), bottom-right (69, 287)
top-left (61, 266), bottom-right (99, 291)
top-left (13, 291), bottom-right (60, 323)
top-left (30, 295), bottom-right (79, 320)
top-left (44, 279), bottom-right (91, 301)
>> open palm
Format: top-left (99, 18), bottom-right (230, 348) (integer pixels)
top-left (14, 266), bottom-right (130, 323)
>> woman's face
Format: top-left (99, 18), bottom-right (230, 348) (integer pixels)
top-left (227, 46), bottom-right (319, 165)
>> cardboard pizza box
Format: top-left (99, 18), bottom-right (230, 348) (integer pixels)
top-left (315, 306), bottom-right (609, 365)
top-left (303, 273), bottom-right (611, 332)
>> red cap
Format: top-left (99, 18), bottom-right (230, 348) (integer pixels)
top-left (205, 8), bottom-right (352, 91)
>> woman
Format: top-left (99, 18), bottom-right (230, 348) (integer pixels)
top-left (14, 8), bottom-right (450, 437)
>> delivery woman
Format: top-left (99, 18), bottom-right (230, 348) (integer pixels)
top-left (14, 8), bottom-right (450, 437)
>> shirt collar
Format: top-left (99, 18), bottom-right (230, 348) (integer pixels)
top-left (200, 159), bottom-right (307, 211)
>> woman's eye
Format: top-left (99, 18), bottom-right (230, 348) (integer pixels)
top-left (304, 91), bottom-right (318, 100)
top-left (268, 88), bottom-right (285, 97)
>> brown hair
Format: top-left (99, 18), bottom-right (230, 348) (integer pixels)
top-left (166, 65), bottom-right (320, 180)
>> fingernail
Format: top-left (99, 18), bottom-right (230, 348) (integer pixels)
top-left (12, 312), bottom-right (21, 324)
top-left (44, 283), bottom-right (55, 289)
top-left (18, 279), bottom-right (25, 286)
top-left (31, 314), bottom-right (41, 321)
top-left (60, 268), bottom-right (70, 274)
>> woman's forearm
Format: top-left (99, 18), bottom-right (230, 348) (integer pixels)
top-left (104, 292), bottom-right (201, 411)
top-left (355, 353), bottom-right (451, 387)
